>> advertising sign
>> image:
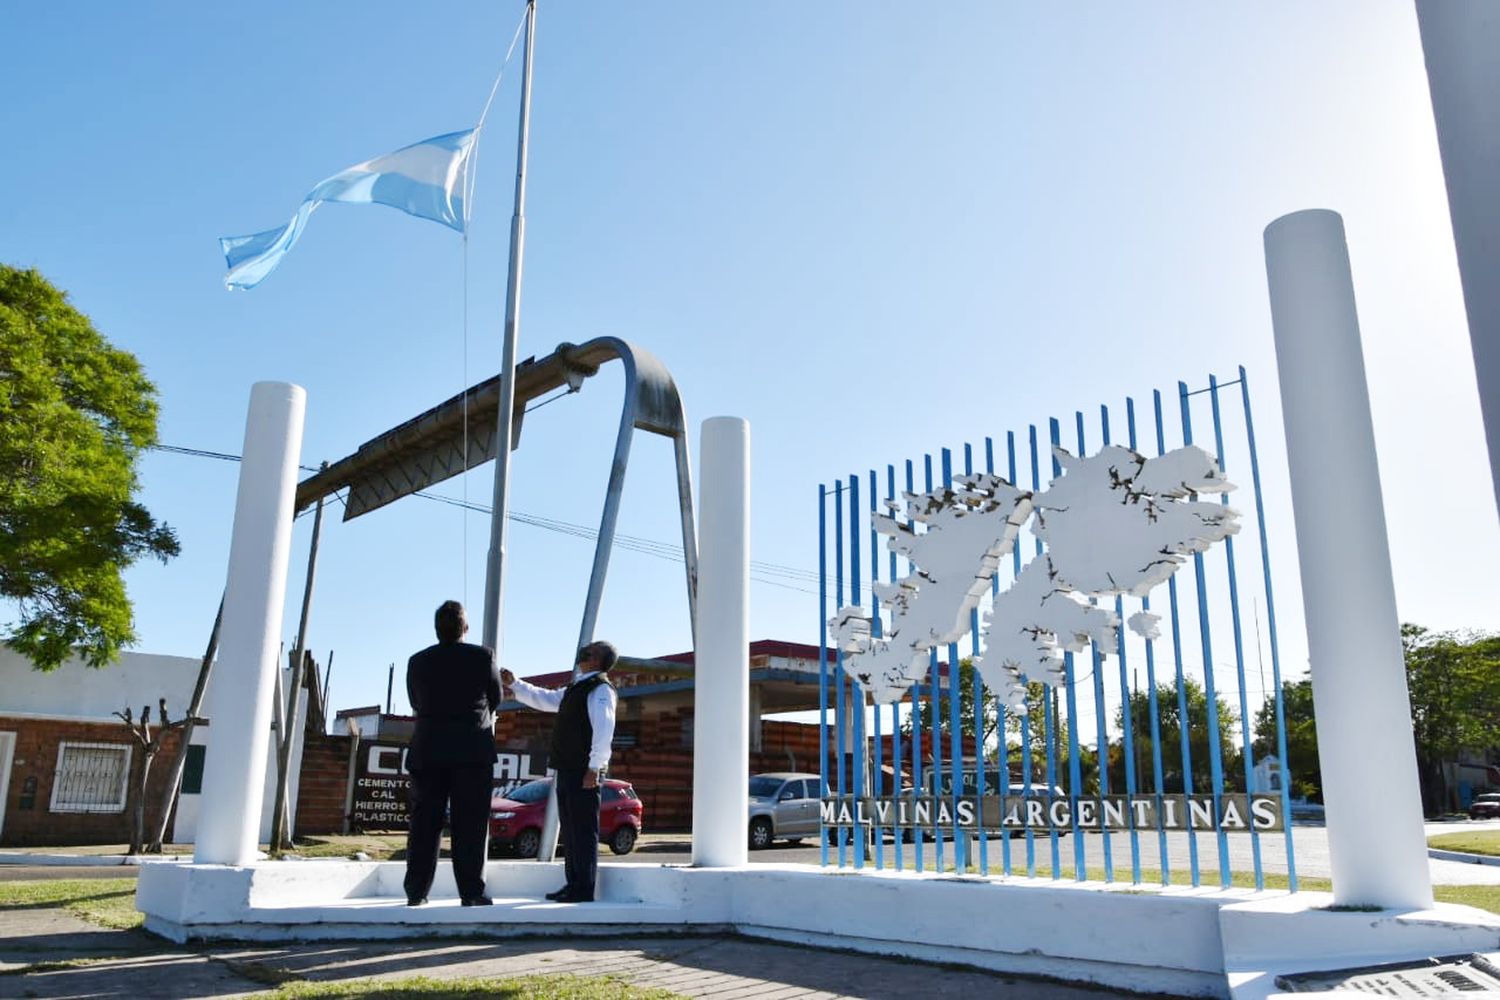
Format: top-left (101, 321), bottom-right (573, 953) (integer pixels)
top-left (820, 793), bottom-right (1284, 833)
top-left (349, 742), bottom-right (549, 831)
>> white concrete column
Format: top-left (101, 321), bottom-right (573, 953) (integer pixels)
top-left (1263, 210), bottom-right (1433, 910)
top-left (692, 417), bottom-right (750, 868)
top-left (1415, 1), bottom-right (1500, 519)
top-left (195, 382), bottom-right (307, 865)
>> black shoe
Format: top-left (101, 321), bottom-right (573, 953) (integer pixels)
top-left (544, 887), bottom-right (570, 901)
top-left (406, 896), bottom-right (427, 907)
top-left (553, 890), bottom-right (593, 903)
top-left (460, 895), bottom-right (493, 907)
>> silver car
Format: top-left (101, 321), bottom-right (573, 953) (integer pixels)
top-left (748, 772), bottom-right (823, 849)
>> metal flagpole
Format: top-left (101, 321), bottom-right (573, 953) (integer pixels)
top-left (482, 0), bottom-right (537, 655)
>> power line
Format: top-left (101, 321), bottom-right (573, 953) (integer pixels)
top-left (410, 488), bottom-right (821, 594)
top-left (152, 442), bottom-right (824, 596)
top-left (153, 443), bottom-right (322, 474)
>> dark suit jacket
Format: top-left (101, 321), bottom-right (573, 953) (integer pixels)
top-left (405, 641), bottom-right (502, 770)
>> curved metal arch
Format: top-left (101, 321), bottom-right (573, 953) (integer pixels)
top-left (293, 336), bottom-right (698, 649)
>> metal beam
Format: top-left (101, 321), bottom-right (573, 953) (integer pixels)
top-left (291, 335), bottom-right (698, 656)
top-left (294, 338), bottom-right (686, 518)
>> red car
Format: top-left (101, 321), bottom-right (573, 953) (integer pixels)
top-left (489, 778), bottom-right (643, 857)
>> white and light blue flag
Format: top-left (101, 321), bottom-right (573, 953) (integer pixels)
top-left (220, 128), bottom-right (477, 290)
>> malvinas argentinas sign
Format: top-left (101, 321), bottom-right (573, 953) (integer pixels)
top-left (821, 794), bottom-right (1283, 833)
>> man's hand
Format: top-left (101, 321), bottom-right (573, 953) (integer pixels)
top-left (500, 668), bottom-right (514, 686)
top-left (583, 769), bottom-right (598, 789)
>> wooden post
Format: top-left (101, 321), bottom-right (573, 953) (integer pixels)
top-left (341, 719), bottom-right (361, 835)
top-left (271, 478), bottom-right (328, 851)
top-left (147, 599), bottom-right (222, 853)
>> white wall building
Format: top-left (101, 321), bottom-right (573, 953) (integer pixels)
top-left (0, 646), bottom-right (308, 847)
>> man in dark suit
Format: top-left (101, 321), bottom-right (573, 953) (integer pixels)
top-left (403, 600), bottom-right (502, 907)
top-left (501, 640), bottom-right (618, 903)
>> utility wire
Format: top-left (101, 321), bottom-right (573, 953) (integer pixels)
top-left (151, 442), bottom-right (823, 595)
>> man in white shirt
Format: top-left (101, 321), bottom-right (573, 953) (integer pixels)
top-left (501, 640), bottom-right (618, 903)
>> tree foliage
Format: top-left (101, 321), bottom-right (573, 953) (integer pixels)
top-left (1403, 624), bottom-right (1500, 814)
top-left (1252, 678), bottom-right (1321, 800)
top-left (1112, 676), bottom-right (1241, 793)
top-left (0, 266), bottom-right (178, 670)
top-left (902, 657), bottom-right (999, 747)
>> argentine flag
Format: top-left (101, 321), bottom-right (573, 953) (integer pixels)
top-left (220, 129), bottom-right (476, 290)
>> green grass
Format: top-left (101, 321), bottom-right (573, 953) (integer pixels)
top-left (967, 864), bottom-right (1500, 915)
top-left (1433, 884), bottom-right (1500, 912)
top-left (268, 974), bottom-right (686, 999)
top-left (1428, 830), bottom-right (1500, 856)
top-left (278, 834), bottom-right (408, 861)
top-left (0, 878), bottom-right (141, 929)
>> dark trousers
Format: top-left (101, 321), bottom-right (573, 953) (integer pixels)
top-left (555, 767), bottom-right (600, 899)
top-left (404, 763), bottom-right (491, 901)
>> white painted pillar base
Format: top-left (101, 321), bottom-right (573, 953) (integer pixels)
top-left (692, 417), bottom-right (750, 868)
top-left (1263, 211), bottom-right (1433, 910)
top-left (194, 382), bottom-right (307, 865)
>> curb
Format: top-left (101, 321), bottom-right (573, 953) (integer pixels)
top-left (0, 852), bottom-right (189, 868)
top-left (1428, 848), bottom-right (1500, 867)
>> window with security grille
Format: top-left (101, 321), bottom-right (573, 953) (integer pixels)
top-left (50, 742), bottom-right (132, 813)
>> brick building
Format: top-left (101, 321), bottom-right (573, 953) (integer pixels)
top-left (4, 639), bottom-right (946, 844)
top-left (0, 646), bottom-right (318, 847)
top-left (292, 640), bottom-right (845, 836)
top-left (492, 639), bottom-right (873, 832)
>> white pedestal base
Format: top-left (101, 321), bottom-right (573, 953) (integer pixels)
top-left (134, 861), bottom-right (1500, 999)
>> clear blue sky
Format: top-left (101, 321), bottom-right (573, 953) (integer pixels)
top-left (2, 2), bottom-right (1494, 724)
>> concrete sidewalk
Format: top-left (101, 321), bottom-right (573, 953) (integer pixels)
top-left (0, 903), bottom-right (1170, 999)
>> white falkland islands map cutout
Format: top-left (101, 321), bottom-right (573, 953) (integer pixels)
top-left (831, 444), bottom-right (1239, 710)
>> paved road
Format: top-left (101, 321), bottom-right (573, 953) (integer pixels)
top-left (0, 864), bottom-right (141, 882)
top-left (6, 819), bottom-right (1497, 887)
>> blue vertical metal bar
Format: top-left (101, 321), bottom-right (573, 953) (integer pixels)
top-left (1077, 411), bottom-right (1114, 884)
top-left (965, 442), bottom-right (989, 875)
top-left (1101, 404), bottom-right (1142, 884)
top-left (1001, 432), bottom-right (1017, 877)
top-left (1179, 382), bottom-right (1231, 888)
top-left (834, 479), bottom-right (847, 867)
top-left (906, 459), bottom-right (924, 871)
top-left (1128, 398), bottom-right (1171, 885)
top-left (887, 464), bottom-right (903, 872)
top-left (1239, 367), bottom-right (1297, 890)
top-left (1156, 390), bottom-right (1200, 886)
top-left (849, 474), bottom-right (866, 869)
top-left (818, 484), bottom-right (830, 869)
top-left (849, 474), bottom-right (862, 608)
top-left (1209, 375), bottom-right (1263, 889)
top-left (1049, 418), bottom-right (1086, 880)
top-left (942, 448), bottom-right (965, 870)
top-left (1023, 426), bottom-right (1042, 878)
top-left (923, 454), bottom-right (945, 870)
top-left (869, 469), bottom-right (884, 870)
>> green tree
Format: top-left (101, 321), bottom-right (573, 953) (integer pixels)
top-left (1251, 678), bottom-right (1321, 801)
top-left (901, 657), bottom-right (999, 749)
top-left (1403, 624), bottom-right (1500, 815)
top-left (1111, 676), bottom-right (1240, 793)
top-left (0, 266), bottom-right (178, 670)
top-left (1003, 681), bottom-right (1090, 790)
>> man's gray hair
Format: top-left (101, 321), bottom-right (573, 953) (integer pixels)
top-left (588, 640), bottom-right (618, 673)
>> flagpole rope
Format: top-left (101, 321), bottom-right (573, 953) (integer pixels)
top-left (459, 3), bottom-right (527, 607)
top-left (476, 8), bottom-right (529, 136)
top-left (462, 231), bottom-right (470, 604)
